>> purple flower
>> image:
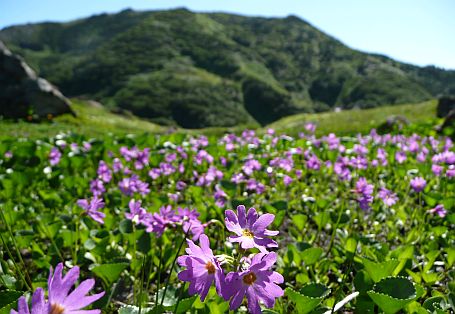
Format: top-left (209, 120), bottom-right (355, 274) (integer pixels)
top-left (429, 204), bottom-right (447, 218)
top-left (416, 151), bottom-right (427, 163)
top-left (125, 199), bottom-right (147, 225)
top-left (354, 177), bottom-right (374, 196)
top-left (11, 288), bottom-right (47, 314)
top-left (112, 158), bottom-right (123, 173)
top-left (47, 263), bottom-right (105, 313)
top-left (246, 179), bottom-right (266, 195)
top-left (118, 175), bottom-right (150, 196)
top-left (144, 205), bottom-right (178, 235)
top-left (177, 234), bottom-right (225, 301)
top-left (225, 205), bottom-right (278, 252)
top-left (410, 177), bottom-right (426, 193)
top-left (432, 164), bottom-right (443, 176)
top-left (177, 207), bottom-right (205, 241)
top-left (4, 151), bottom-right (13, 159)
top-left (353, 177), bottom-right (374, 210)
top-left (90, 179), bottom-right (105, 197)
top-left (306, 155), bottom-right (321, 170)
top-left (77, 196), bottom-right (106, 224)
top-left (395, 151), bottom-right (407, 164)
top-left (378, 187), bottom-right (399, 206)
top-left (49, 147), bottom-right (62, 166)
top-left (243, 159), bottom-right (262, 176)
top-left (283, 175), bottom-right (293, 186)
top-left (224, 252), bottom-right (284, 314)
top-left (176, 181), bottom-right (187, 191)
top-left (97, 161), bottom-right (112, 183)
top-left (214, 186), bottom-right (228, 207)
top-left (305, 122), bottom-right (316, 133)
top-left (135, 148), bottom-right (150, 170)
top-left (447, 165), bottom-right (455, 178)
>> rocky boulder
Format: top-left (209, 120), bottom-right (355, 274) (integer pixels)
top-left (0, 40), bottom-right (74, 119)
top-left (437, 96), bottom-right (455, 118)
top-left (438, 109), bottom-right (455, 139)
top-left (377, 115), bottom-right (409, 134)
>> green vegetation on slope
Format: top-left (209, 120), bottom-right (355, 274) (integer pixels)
top-left (268, 100), bottom-right (438, 136)
top-left (1, 9), bottom-right (454, 128)
top-left (0, 99), bottom-right (163, 139)
top-left (0, 100), bottom-right (440, 139)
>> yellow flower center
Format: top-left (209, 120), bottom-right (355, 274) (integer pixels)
top-left (50, 303), bottom-right (65, 314)
top-left (242, 272), bottom-right (257, 285)
top-left (242, 229), bottom-right (254, 238)
top-left (205, 261), bottom-right (216, 274)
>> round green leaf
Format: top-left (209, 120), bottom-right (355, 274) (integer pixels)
top-left (367, 277), bottom-right (417, 313)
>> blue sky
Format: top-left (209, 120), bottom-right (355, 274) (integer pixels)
top-left (1, 0), bottom-right (454, 69)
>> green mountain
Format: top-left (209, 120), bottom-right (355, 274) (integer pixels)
top-left (1, 8), bottom-right (454, 128)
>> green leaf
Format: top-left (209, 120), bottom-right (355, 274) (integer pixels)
top-left (345, 237), bottom-right (357, 254)
top-left (118, 305), bottom-right (155, 314)
top-left (0, 275), bottom-right (17, 290)
top-left (300, 247), bottom-right (323, 266)
top-left (166, 296), bottom-right (197, 314)
top-left (0, 290), bottom-right (23, 313)
top-left (292, 214), bottom-right (307, 230)
top-left (119, 219), bottom-right (133, 234)
top-left (271, 200), bottom-right (288, 211)
top-left (423, 296), bottom-right (446, 312)
top-left (92, 263), bottom-right (128, 285)
top-left (313, 212), bottom-right (330, 229)
top-left (362, 258), bottom-right (399, 282)
top-left (157, 286), bottom-right (178, 307)
top-left (285, 283), bottom-right (330, 314)
top-left (367, 277), bottom-right (417, 313)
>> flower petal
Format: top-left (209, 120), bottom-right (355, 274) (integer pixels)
top-left (31, 288), bottom-right (47, 314)
top-left (16, 296), bottom-right (30, 314)
top-left (252, 214), bottom-right (275, 233)
top-left (198, 234), bottom-right (213, 257)
top-left (246, 207), bottom-right (258, 228)
top-left (49, 264), bottom-right (80, 305)
top-left (229, 287), bottom-right (247, 310)
top-left (63, 279), bottom-right (104, 310)
top-left (237, 205), bottom-right (247, 227)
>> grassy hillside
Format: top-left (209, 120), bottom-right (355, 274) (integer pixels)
top-left (0, 100), bottom-right (440, 139)
top-left (268, 99), bottom-right (439, 136)
top-left (1, 9), bottom-right (454, 128)
top-left (0, 99), bottom-right (163, 140)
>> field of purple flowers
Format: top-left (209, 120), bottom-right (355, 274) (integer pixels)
top-left (0, 124), bottom-right (454, 313)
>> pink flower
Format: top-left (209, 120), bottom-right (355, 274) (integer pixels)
top-left (224, 252), bottom-right (284, 314)
top-left (410, 177), bottom-right (426, 193)
top-left (77, 196), bottom-right (105, 224)
top-left (429, 204), bottom-right (447, 218)
top-left (225, 205), bottom-right (278, 252)
top-left (47, 263), bottom-right (105, 313)
top-left (177, 234), bottom-right (225, 301)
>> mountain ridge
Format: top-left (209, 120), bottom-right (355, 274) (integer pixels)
top-left (1, 8), bottom-right (454, 128)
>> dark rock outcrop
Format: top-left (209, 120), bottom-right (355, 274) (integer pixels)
top-left (377, 115), bottom-right (410, 134)
top-left (0, 40), bottom-right (74, 119)
top-left (437, 96), bottom-right (455, 118)
top-left (438, 109), bottom-right (455, 139)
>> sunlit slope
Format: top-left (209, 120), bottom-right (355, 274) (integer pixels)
top-left (0, 99), bottom-right (163, 139)
top-left (268, 100), bottom-right (438, 135)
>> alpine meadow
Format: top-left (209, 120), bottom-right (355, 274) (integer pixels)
top-left (0, 4), bottom-right (454, 314)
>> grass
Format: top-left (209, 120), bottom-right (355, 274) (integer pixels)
top-left (0, 99), bottom-right (163, 140)
top-left (267, 99), bottom-right (439, 136)
top-left (0, 99), bottom-right (440, 139)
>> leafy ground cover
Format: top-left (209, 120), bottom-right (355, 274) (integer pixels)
top-left (0, 121), bottom-right (454, 313)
